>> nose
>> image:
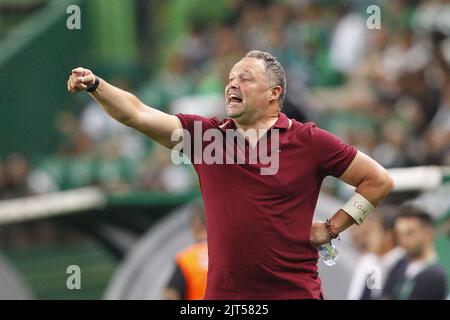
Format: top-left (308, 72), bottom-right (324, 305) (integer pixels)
top-left (228, 78), bottom-right (239, 89)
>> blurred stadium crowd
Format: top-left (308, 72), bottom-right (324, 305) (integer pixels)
top-left (0, 0), bottom-right (449, 299)
top-left (155, 0), bottom-right (450, 169)
top-left (1, 0), bottom-right (449, 198)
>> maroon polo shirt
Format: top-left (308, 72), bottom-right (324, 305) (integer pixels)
top-left (176, 112), bottom-right (357, 299)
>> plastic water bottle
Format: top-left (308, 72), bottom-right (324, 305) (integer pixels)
top-left (318, 241), bottom-right (340, 266)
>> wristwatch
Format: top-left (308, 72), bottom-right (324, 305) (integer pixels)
top-left (87, 76), bottom-right (100, 93)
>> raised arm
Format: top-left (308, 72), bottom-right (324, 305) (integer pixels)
top-left (67, 67), bottom-right (181, 148)
top-left (311, 151), bottom-right (394, 245)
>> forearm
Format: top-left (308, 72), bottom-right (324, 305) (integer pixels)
top-left (311, 152), bottom-right (393, 246)
top-left (89, 78), bottom-right (143, 126)
top-left (330, 171), bottom-right (394, 234)
top-left (328, 209), bottom-right (355, 235)
top-left (354, 173), bottom-right (393, 207)
top-left (68, 67), bottom-right (181, 148)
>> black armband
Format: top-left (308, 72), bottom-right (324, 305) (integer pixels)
top-left (87, 76), bottom-right (100, 93)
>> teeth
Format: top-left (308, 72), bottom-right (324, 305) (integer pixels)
top-left (228, 94), bottom-right (241, 103)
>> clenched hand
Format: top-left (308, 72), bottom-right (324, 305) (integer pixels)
top-left (67, 67), bottom-right (96, 93)
top-left (310, 220), bottom-right (332, 247)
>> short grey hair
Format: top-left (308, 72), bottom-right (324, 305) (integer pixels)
top-left (245, 50), bottom-right (286, 106)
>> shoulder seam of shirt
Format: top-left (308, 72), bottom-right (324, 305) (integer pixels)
top-left (175, 115), bottom-right (183, 130)
top-left (339, 150), bottom-right (359, 179)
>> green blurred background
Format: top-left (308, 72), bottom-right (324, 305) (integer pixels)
top-left (0, 0), bottom-right (449, 299)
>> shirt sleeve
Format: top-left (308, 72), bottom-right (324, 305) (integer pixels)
top-left (310, 125), bottom-right (357, 178)
top-left (175, 113), bottom-right (220, 157)
top-left (176, 113), bottom-right (211, 134)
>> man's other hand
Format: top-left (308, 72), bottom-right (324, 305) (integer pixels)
top-left (310, 221), bottom-right (332, 247)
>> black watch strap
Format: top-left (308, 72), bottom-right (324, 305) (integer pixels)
top-left (87, 76), bottom-right (100, 93)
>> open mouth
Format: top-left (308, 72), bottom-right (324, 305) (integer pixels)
top-left (228, 94), bottom-right (243, 105)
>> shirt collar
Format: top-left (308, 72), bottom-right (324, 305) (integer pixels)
top-left (218, 112), bottom-right (290, 132)
top-left (273, 112), bottom-right (290, 129)
top-left (218, 119), bottom-right (236, 132)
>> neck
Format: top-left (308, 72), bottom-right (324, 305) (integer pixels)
top-left (378, 244), bottom-right (396, 257)
top-left (412, 245), bottom-right (436, 263)
top-left (234, 111), bottom-right (279, 131)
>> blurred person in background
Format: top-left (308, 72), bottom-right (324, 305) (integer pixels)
top-left (390, 206), bottom-right (448, 300)
top-left (329, 4), bottom-right (367, 75)
top-left (163, 203), bottom-right (208, 300)
top-left (0, 162), bottom-right (7, 199)
top-left (346, 214), bottom-right (378, 299)
top-left (3, 153), bottom-right (58, 198)
top-left (348, 214), bottom-right (374, 255)
top-left (347, 206), bottom-right (406, 300)
top-left (3, 153), bottom-right (33, 199)
top-left (55, 111), bottom-right (93, 157)
top-left (135, 144), bottom-right (194, 193)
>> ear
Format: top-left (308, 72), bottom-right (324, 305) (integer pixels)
top-left (269, 86), bottom-right (282, 102)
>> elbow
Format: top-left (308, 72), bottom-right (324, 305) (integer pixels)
top-left (358, 170), bottom-right (394, 207)
top-left (362, 169), bottom-right (394, 200)
top-left (379, 169), bottom-right (395, 197)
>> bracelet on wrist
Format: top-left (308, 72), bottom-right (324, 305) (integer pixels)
top-left (325, 219), bottom-right (340, 240)
top-left (87, 76), bottom-right (100, 93)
